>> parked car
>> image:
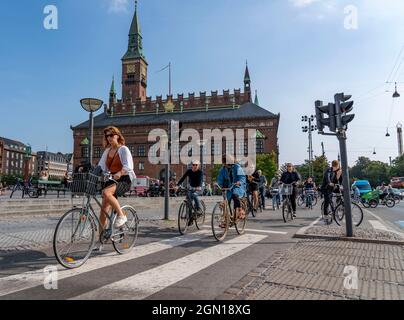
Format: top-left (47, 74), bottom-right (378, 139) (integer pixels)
top-left (352, 180), bottom-right (372, 196)
top-left (390, 177), bottom-right (404, 189)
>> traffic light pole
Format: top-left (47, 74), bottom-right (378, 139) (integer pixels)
top-left (337, 130), bottom-right (353, 237)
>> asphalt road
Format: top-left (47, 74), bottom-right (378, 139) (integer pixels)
top-left (1, 199), bottom-right (402, 300)
top-left (0, 204), bottom-right (320, 300)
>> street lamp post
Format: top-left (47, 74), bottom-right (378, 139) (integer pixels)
top-left (80, 98), bottom-right (103, 166)
top-left (198, 139), bottom-right (207, 186)
top-left (302, 115), bottom-right (317, 177)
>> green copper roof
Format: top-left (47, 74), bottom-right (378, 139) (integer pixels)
top-left (122, 1), bottom-right (146, 60)
top-left (80, 138), bottom-right (89, 146)
top-left (110, 76), bottom-right (115, 94)
top-left (254, 90), bottom-right (259, 106)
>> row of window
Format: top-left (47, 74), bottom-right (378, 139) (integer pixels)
top-left (84, 141), bottom-right (264, 159)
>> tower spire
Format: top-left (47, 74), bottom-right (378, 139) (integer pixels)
top-left (244, 60), bottom-right (252, 102)
top-left (110, 75), bottom-right (115, 95)
top-left (122, 0), bottom-right (145, 60)
top-left (254, 90), bottom-right (260, 106)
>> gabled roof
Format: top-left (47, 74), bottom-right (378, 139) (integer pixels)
top-left (72, 102), bottom-right (278, 130)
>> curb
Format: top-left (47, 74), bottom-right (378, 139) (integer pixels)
top-left (293, 232), bottom-right (404, 246)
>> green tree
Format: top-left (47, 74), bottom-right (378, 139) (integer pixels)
top-left (256, 152), bottom-right (277, 181)
top-left (390, 155), bottom-right (404, 177)
top-left (350, 157), bottom-right (372, 181)
top-left (295, 155), bottom-right (329, 185)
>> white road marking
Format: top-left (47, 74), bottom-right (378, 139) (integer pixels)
top-left (368, 220), bottom-right (389, 231)
top-left (201, 225), bottom-right (287, 235)
top-left (363, 208), bottom-right (404, 237)
top-left (70, 233), bottom-right (267, 300)
top-left (0, 230), bottom-right (211, 297)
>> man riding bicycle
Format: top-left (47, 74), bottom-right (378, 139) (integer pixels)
top-left (321, 160), bottom-right (342, 218)
top-left (217, 155), bottom-right (247, 220)
top-left (280, 163), bottom-right (300, 217)
top-left (176, 160), bottom-right (203, 225)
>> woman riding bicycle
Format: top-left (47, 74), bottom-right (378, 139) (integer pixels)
top-left (217, 154), bottom-right (247, 220)
top-left (98, 126), bottom-right (136, 230)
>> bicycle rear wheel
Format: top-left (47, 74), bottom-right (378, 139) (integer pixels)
top-left (53, 208), bottom-right (96, 269)
top-left (178, 202), bottom-right (190, 235)
top-left (211, 202), bottom-right (229, 241)
top-left (112, 206), bottom-right (139, 254)
top-left (195, 200), bottom-right (206, 229)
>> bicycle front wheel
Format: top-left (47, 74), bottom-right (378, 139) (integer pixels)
top-left (53, 208), bottom-right (96, 269)
top-left (112, 206), bottom-right (139, 254)
top-left (282, 200), bottom-right (293, 223)
top-left (297, 196), bottom-right (305, 208)
top-left (211, 202), bottom-right (229, 241)
top-left (334, 202), bottom-right (364, 227)
top-left (178, 202), bottom-right (190, 235)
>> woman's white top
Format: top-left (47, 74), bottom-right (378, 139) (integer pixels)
top-left (98, 146), bottom-right (136, 182)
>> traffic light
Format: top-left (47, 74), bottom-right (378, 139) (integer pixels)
top-left (334, 93), bottom-right (355, 130)
top-left (315, 100), bottom-right (336, 133)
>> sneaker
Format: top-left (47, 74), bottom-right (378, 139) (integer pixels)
top-left (187, 218), bottom-right (194, 226)
top-left (114, 215), bottom-right (128, 228)
top-left (292, 212), bottom-right (297, 218)
top-left (196, 209), bottom-right (203, 217)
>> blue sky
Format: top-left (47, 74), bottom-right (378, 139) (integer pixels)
top-left (1, 0), bottom-right (404, 166)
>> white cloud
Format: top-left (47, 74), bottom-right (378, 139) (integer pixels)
top-left (289, 0), bottom-right (321, 8)
top-left (108, 0), bottom-right (129, 13)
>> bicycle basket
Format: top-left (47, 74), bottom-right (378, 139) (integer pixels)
top-left (281, 185), bottom-right (293, 196)
top-left (69, 172), bottom-right (100, 196)
top-left (270, 188), bottom-right (279, 195)
top-left (115, 181), bottom-right (131, 197)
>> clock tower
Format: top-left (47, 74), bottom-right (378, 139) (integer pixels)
top-left (122, 1), bottom-right (148, 103)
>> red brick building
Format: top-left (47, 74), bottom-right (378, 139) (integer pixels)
top-left (72, 3), bottom-right (280, 183)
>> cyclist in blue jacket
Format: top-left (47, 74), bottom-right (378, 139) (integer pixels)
top-left (217, 155), bottom-right (247, 219)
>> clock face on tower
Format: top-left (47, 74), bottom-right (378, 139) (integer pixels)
top-left (126, 64), bottom-right (136, 74)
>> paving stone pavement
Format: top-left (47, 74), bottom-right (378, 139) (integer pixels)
top-left (217, 239), bottom-right (404, 300)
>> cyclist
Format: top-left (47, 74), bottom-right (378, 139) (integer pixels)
top-left (280, 163), bottom-right (300, 217)
top-left (321, 160), bottom-right (342, 219)
top-left (217, 155), bottom-right (247, 220)
top-left (176, 160), bottom-right (203, 224)
top-left (247, 169), bottom-right (260, 212)
top-left (303, 177), bottom-right (316, 207)
top-left (98, 126), bottom-right (136, 229)
top-left (269, 175), bottom-right (281, 210)
top-left (258, 170), bottom-right (267, 210)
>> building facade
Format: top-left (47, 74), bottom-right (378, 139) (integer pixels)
top-left (72, 3), bottom-right (280, 182)
top-left (37, 151), bottom-right (70, 179)
top-left (0, 137), bottom-right (36, 177)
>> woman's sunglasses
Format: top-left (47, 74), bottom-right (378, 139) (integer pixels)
top-left (105, 133), bottom-right (115, 138)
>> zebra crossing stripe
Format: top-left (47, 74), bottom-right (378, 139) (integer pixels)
top-left (70, 233), bottom-right (267, 300)
top-left (0, 230), bottom-right (211, 297)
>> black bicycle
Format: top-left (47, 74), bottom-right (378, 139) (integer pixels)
top-left (9, 177), bottom-right (39, 199)
top-left (281, 183), bottom-right (294, 223)
top-left (321, 184), bottom-right (363, 227)
top-left (178, 187), bottom-right (206, 235)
